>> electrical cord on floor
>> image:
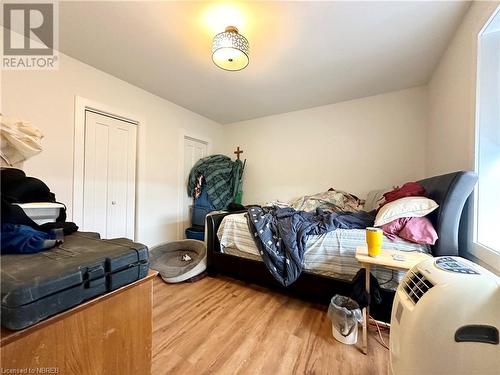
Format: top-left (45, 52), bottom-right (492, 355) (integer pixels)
top-left (369, 315), bottom-right (390, 350)
top-left (369, 320), bottom-right (390, 331)
top-left (378, 270), bottom-right (395, 287)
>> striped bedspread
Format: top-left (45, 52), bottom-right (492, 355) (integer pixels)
top-left (217, 213), bottom-right (431, 290)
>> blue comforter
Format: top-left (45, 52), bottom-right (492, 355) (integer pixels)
top-left (247, 207), bottom-right (375, 286)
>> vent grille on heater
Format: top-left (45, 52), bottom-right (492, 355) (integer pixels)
top-left (403, 270), bottom-right (434, 304)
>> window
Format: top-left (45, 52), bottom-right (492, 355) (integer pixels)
top-left (474, 7), bottom-right (500, 271)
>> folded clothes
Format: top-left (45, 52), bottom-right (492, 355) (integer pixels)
top-left (1, 223), bottom-right (63, 254)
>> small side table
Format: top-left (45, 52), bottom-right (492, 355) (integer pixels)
top-left (355, 247), bottom-right (431, 354)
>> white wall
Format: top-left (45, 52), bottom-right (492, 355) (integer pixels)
top-left (1, 52), bottom-right (224, 247)
top-left (426, 2), bottom-right (500, 273)
top-left (224, 87), bottom-right (428, 205)
top-left (427, 1), bottom-right (500, 175)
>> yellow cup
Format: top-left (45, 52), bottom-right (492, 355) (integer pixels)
top-left (366, 227), bottom-right (383, 257)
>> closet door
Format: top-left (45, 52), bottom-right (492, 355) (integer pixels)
top-left (182, 137), bottom-right (208, 234)
top-left (83, 111), bottom-right (137, 239)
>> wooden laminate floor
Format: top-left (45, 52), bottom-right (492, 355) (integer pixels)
top-left (152, 275), bottom-right (389, 375)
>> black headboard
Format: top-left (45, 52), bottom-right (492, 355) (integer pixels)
top-left (417, 171), bottom-right (477, 257)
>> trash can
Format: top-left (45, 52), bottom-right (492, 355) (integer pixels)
top-left (327, 295), bottom-right (363, 345)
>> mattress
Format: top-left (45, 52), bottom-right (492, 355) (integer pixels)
top-left (217, 213), bottom-right (431, 290)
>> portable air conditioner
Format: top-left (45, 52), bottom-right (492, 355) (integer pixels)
top-left (389, 256), bottom-right (499, 375)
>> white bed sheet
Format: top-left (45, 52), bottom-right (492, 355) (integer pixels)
top-left (217, 213), bottom-right (431, 289)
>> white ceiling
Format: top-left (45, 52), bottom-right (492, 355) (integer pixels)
top-left (57, 1), bottom-right (471, 124)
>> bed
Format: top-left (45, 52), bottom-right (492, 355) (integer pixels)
top-left (218, 213), bottom-right (430, 290)
top-left (206, 171), bottom-right (478, 321)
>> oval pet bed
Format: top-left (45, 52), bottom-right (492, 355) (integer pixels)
top-left (149, 240), bottom-right (207, 283)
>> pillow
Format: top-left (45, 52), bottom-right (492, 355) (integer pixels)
top-left (399, 217), bottom-right (438, 245)
top-left (380, 217), bottom-right (438, 245)
top-left (374, 196), bottom-right (439, 226)
top-left (379, 217), bottom-right (409, 240)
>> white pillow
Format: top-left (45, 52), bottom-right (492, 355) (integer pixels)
top-left (374, 197), bottom-right (439, 227)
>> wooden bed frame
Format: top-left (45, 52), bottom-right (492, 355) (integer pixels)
top-left (206, 171), bottom-right (478, 322)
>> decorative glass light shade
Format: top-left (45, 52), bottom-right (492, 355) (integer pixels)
top-left (212, 26), bottom-right (249, 71)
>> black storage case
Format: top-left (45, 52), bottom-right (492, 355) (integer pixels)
top-left (1, 232), bottom-right (149, 330)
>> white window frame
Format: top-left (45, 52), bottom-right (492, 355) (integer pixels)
top-left (471, 5), bottom-right (500, 273)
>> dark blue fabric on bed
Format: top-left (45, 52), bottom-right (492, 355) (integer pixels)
top-left (247, 207), bottom-right (375, 286)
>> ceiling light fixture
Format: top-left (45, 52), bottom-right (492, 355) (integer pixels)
top-left (212, 26), bottom-right (249, 71)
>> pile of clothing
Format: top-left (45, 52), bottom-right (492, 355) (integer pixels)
top-left (290, 189), bottom-right (365, 213)
top-left (1, 168), bottom-right (78, 254)
top-left (265, 189), bottom-right (365, 213)
top-left (187, 154), bottom-right (243, 210)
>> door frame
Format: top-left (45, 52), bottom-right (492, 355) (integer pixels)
top-left (177, 130), bottom-right (211, 239)
top-left (73, 96), bottom-right (144, 241)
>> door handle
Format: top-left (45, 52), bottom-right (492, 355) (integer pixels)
top-left (111, 201), bottom-right (116, 205)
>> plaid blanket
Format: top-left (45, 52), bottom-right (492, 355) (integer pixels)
top-left (188, 155), bottom-right (243, 210)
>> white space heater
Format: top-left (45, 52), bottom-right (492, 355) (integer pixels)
top-left (389, 256), bottom-right (499, 375)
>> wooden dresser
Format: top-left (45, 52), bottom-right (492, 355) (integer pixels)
top-left (1, 270), bottom-right (157, 375)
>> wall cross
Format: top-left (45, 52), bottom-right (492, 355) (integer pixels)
top-left (234, 146), bottom-right (244, 160)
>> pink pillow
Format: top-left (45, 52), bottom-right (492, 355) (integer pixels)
top-left (380, 217), bottom-right (410, 240)
top-left (399, 217), bottom-right (438, 245)
top-left (380, 217), bottom-right (438, 245)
